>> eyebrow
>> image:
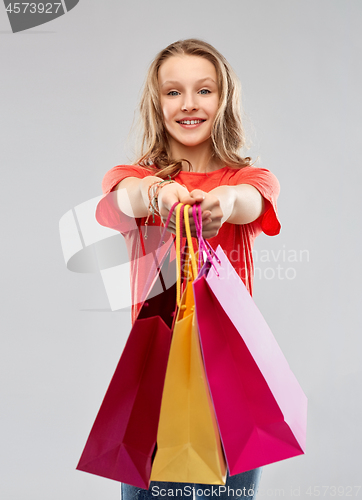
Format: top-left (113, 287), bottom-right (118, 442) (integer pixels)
top-left (160, 77), bottom-right (217, 88)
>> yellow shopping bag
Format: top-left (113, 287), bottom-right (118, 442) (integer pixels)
top-left (150, 204), bottom-right (227, 485)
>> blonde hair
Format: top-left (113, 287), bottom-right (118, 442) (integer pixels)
top-left (133, 38), bottom-right (252, 178)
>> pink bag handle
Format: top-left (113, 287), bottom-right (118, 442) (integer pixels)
top-left (192, 204), bottom-right (220, 276)
top-left (160, 201), bottom-right (179, 244)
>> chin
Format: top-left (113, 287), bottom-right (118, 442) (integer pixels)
top-left (167, 130), bottom-right (210, 150)
top-left (177, 136), bottom-right (210, 148)
top-left (181, 140), bottom-right (204, 147)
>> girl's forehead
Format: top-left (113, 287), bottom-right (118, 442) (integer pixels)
top-left (158, 55), bottom-right (217, 84)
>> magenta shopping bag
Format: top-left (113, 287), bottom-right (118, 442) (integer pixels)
top-left (193, 245), bottom-right (307, 476)
top-left (76, 204), bottom-right (180, 488)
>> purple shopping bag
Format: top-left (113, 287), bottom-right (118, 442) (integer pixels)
top-left (193, 245), bottom-right (307, 476)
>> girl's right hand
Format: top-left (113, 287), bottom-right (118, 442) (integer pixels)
top-left (158, 183), bottom-right (212, 237)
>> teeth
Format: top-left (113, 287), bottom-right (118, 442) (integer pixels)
top-left (179, 119), bottom-right (203, 125)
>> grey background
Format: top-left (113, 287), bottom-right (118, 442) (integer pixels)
top-left (1, 1), bottom-right (361, 499)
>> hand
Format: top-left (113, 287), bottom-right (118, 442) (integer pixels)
top-left (189, 189), bottom-right (224, 239)
top-left (157, 183), bottom-right (211, 237)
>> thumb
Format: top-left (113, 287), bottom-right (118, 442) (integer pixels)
top-left (189, 189), bottom-right (206, 201)
top-left (178, 191), bottom-right (197, 205)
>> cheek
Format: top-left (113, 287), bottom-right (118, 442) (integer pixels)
top-left (207, 97), bottom-right (219, 118)
top-left (160, 100), bottom-right (176, 123)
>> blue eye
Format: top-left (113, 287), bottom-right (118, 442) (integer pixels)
top-left (199, 89), bottom-right (211, 94)
top-left (167, 91), bottom-right (180, 96)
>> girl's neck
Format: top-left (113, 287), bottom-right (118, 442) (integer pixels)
top-left (170, 140), bottom-right (224, 173)
top-left (181, 157), bottom-right (225, 173)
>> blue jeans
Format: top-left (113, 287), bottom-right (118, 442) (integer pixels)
top-left (121, 468), bottom-right (262, 500)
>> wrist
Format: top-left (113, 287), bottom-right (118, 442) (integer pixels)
top-left (143, 177), bottom-right (178, 236)
top-left (140, 176), bottom-right (162, 209)
top-left (154, 179), bottom-right (179, 210)
top-left (211, 185), bottom-right (235, 223)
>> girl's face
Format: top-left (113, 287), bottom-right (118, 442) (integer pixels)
top-left (158, 55), bottom-right (219, 153)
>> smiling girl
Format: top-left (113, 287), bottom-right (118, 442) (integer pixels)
top-left (96, 39), bottom-right (281, 500)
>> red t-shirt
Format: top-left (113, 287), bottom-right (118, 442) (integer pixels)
top-left (96, 164), bottom-right (281, 324)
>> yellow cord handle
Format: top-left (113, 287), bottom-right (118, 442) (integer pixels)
top-left (175, 203), bottom-right (199, 307)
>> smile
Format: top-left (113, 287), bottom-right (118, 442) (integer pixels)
top-left (177, 119), bottom-right (206, 127)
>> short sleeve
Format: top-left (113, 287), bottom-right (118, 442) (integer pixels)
top-left (95, 164), bottom-right (152, 233)
top-left (233, 166), bottom-right (281, 236)
top-left (101, 164), bottom-right (152, 195)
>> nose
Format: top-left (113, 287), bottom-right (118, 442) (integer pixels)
top-left (181, 91), bottom-right (198, 112)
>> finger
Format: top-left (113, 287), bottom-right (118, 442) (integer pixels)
top-left (186, 206), bottom-right (210, 221)
top-left (178, 193), bottom-right (197, 205)
top-left (203, 220), bottom-right (221, 237)
top-left (165, 226), bottom-right (176, 235)
top-left (190, 194), bottom-right (205, 203)
top-left (189, 189), bottom-right (206, 200)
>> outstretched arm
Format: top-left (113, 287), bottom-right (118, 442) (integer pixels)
top-left (189, 185), bottom-right (266, 239)
top-left (114, 176), bottom-right (212, 236)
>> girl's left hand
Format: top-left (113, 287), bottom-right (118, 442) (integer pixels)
top-left (189, 189), bottom-right (224, 239)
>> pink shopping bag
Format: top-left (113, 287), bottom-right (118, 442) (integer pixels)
top-left (192, 212), bottom-right (307, 475)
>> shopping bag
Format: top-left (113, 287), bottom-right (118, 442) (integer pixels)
top-left (192, 206), bottom-right (307, 475)
top-left (150, 203), bottom-right (227, 485)
top-left (76, 202), bottom-right (181, 489)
